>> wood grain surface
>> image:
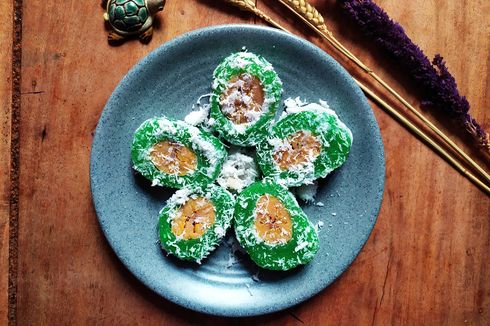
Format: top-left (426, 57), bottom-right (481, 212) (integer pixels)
top-left (3, 0), bottom-right (489, 325)
top-left (1, 0), bottom-right (13, 324)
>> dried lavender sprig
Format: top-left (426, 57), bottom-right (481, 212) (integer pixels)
top-left (339, 0), bottom-right (489, 152)
top-left (274, 0), bottom-right (490, 184)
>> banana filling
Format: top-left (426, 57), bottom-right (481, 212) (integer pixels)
top-left (254, 194), bottom-right (293, 244)
top-left (171, 197), bottom-right (216, 240)
top-left (150, 140), bottom-right (197, 176)
top-left (220, 73), bottom-right (265, 124)
top-left (273, 131), bottom-right (321, 170)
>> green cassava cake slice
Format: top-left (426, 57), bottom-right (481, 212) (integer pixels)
top-left (158, 184), bottom-right (235, 263)
top-left (210, 51), bottom-right (283, 146)
top-left (234, 179), bottom-right (319, 271)
top-left (131, 116), bottom-right (227, 189)
top-left (256, 101), bottom-right (353, 187)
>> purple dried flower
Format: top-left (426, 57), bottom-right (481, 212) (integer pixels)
top-left (339, 0), bottom-right (489, 151)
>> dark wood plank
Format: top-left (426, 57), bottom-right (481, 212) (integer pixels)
top-left (16, 0), bottom-right (489, 324)
top-left (0, 0), bottom-right (13, 323)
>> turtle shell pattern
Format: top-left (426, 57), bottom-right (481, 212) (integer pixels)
top-left (108, 0), bottom-right (149, 33)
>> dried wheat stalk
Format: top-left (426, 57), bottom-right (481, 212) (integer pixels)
top-left (275, 0), bottom-right (490, 184)
top-left (223, 0), bottom-right (490, 193)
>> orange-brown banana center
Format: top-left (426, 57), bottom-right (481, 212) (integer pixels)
top-left (150, 140), bottom-right (197, 176)
top-left (171, 197), bottom-right (216, 240)
top-left (254, 194), bottom-right (292, 244)
top-left (220, 73), bottom-right (265, 124)
top-left (273, 131), bottom-right (321, 170)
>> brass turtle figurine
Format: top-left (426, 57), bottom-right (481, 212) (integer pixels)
top-left (103, 0), bottom-right (166, 43)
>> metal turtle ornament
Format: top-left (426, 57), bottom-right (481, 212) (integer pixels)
top-left (103, 0), bottom-right (166, 43)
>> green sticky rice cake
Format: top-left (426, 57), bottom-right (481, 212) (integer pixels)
top-left (234, 179), bottom-right (319, 271)
top-left (210, 51), bottom-right (283, 146)
top-left (131, 116), bottom-right (227, 189)
top-left (158, 184), bottom-right (235, 263)
top-left (256, 102), bottom-right (353, 187)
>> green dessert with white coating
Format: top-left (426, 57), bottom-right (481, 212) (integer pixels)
top-left (130, 52), bottom-right (355, 270)
top-left (234, 179), bottom-right (319, 271)
top-left (131, 116), bottom-right (227, 189)
top-left (210, 51), bottom-right (283, 146)
top-left (158, 184), bottom-right (235, 263)
top-left (256, 101), bottom-right (353, 187)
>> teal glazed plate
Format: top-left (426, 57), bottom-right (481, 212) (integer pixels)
top-left (90, 25), bottom-right (385, 317)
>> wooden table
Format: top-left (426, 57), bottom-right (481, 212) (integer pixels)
top-left (2, 0), bottom-right (489, 324)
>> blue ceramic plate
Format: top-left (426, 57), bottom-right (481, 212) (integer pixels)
top-left (90, 25), bottom-right (385, 317)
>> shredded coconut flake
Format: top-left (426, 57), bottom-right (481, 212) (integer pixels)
top-left (283, 97), bottom-right (337, 117)
top-left (315, 221), bottom-right (324, 232)
top-left (294, 181), bottom-right (319, 203)
top-left (294, 241), bottom-right (309, 252)
top-left (245, 283), bottom-right (253, 296)
top-left (214, 225), bottom-right (226, 237)
top-left (169, 188), bottom-right (192, 205)
top-left (184, 109), bottom-right (207, 126)
top-left (251, 271), bottom-right (260, 282)
top-left (184, 94), bottom-right (212, 126)
top-left (217, 153), bottom-right (259, 192)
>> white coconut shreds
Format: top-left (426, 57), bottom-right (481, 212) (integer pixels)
top-left (315, 221), bottom-right (324, 233)
top-left (214, 225), bottom-right (226, 237)
top-left (294, 180), bottom-right (319, 203)
top-left (187, 127), bottom-right (223, 176)
top-left (156, 117), bottom-right (179, 136)
top-left (184, 94), bottom-right (212, 126)
top-left (294, 241), bottom-right (309, 252)
top-left (283, 96), bottom-right (335, 116)
top-left (267, 137), bottom-right (293, 154)
top-left (166, 187), bottom-right (194, 206)
top-left (217, 152), bottom-right (259, 192)
top-left (284, 97), bottom-right (354, 143)
top-left (184, 108), bottom-right (208, 126)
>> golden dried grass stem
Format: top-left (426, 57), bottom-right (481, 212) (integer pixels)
top-left (355, 78), bottom-right (490, 195)
top-left (225, 0), bottom-right (288, 30)
top-left (276, 1), bottom-right (370, 71)
top-left (223, 0), bottom-right (490, 194)
top-left (276, 0), bottom-right (490, 185)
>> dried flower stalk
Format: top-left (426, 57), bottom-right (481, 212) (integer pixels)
top-left (340, 0), bottom-right (489, 153)
top-left (284, 1), bottom-right (328, 33)
top-left (355, 78), bottom-right (490, 195)
top-left (274, 0), bottom-right (490, 183)
top-left (223, 0), bottom-right (490, 193)
top-left (225, 0), bottom-right (287, 30)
